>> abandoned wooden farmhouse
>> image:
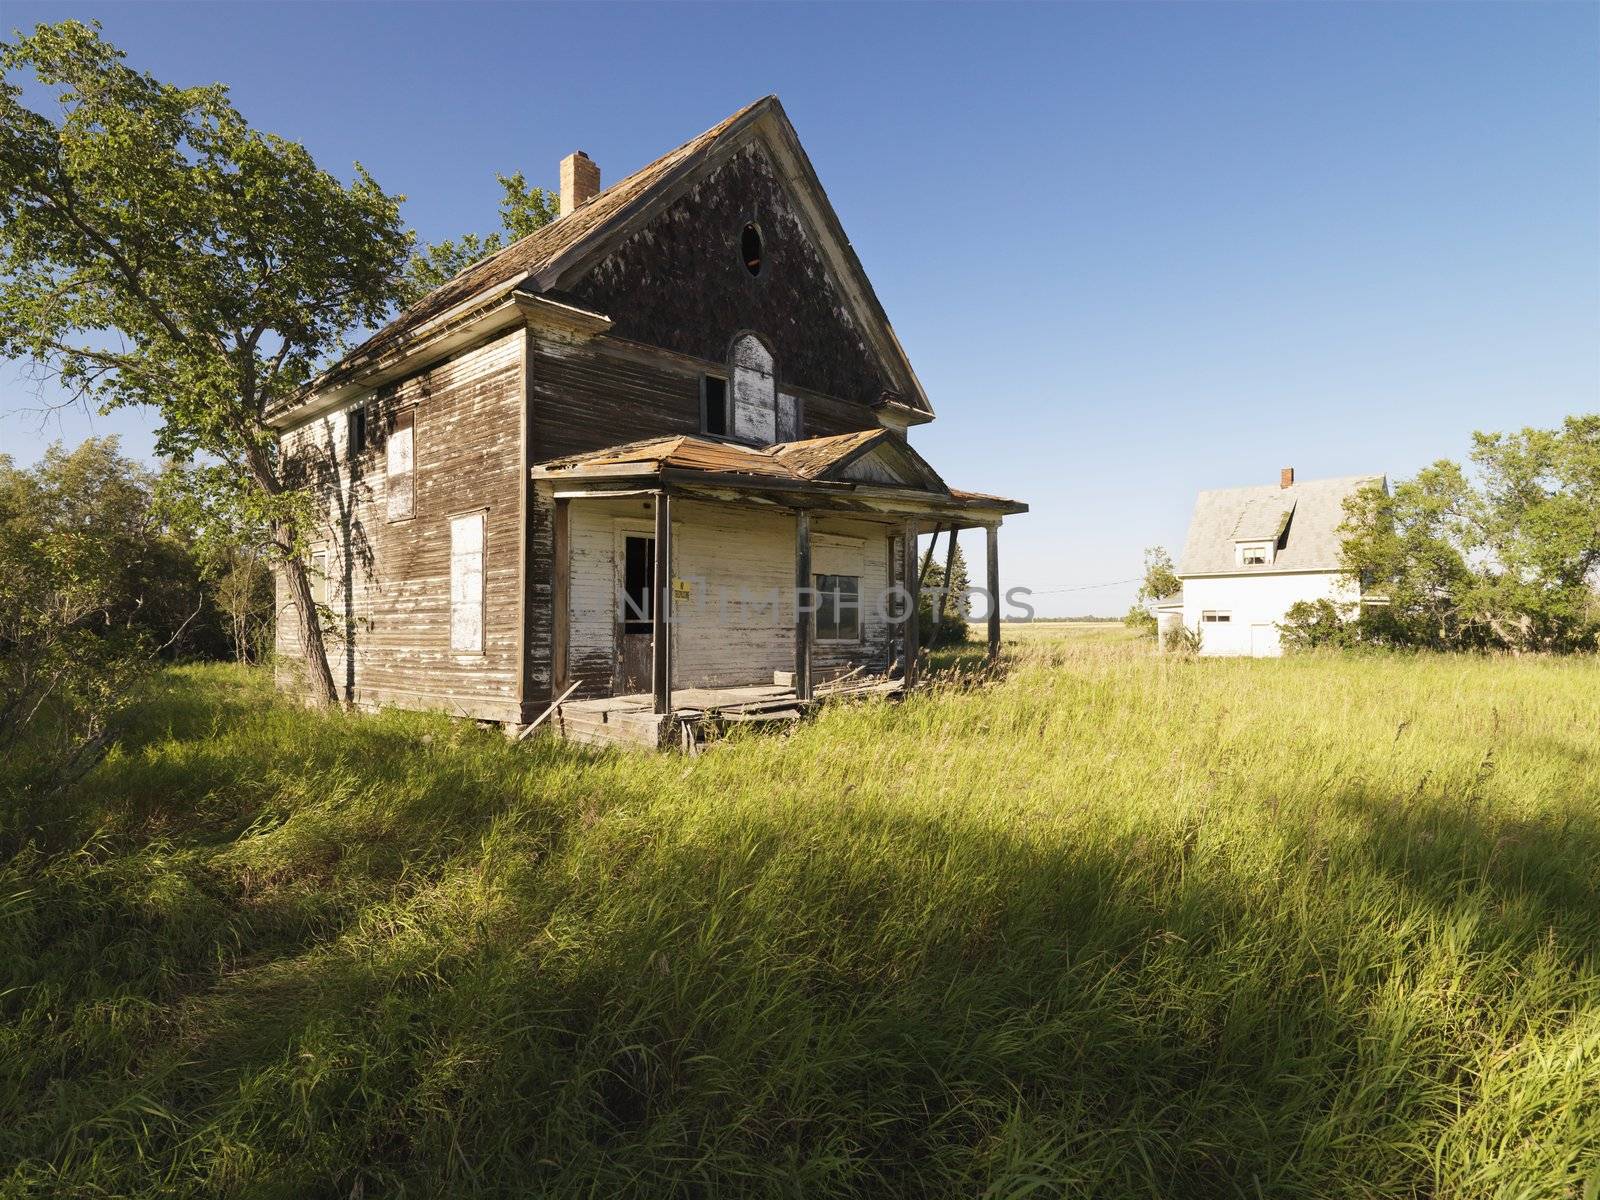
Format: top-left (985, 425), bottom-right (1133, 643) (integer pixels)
top-left (269, 96), bottom-right (1026, 748)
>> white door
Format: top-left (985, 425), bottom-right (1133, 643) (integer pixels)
top-left (1249, 623), bottom-right (1280, 657)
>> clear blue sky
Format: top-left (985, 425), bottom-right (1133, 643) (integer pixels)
top-left (3, 1), bottom-right (1596, 614)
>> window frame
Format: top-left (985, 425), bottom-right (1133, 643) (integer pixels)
top-left (1201, 610), bottom-right (1232, 624)
top-left (700, 373), bottom-right (729, 438)
top-left (309, 548), bottom-right (329, 611)
top-left (814, 572), bottom-right (863, 644)
top-left (348, 403), bottom-right (367, 459)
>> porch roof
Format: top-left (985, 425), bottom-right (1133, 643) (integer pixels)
top-left (529, 430), bottom-right (1027, 523)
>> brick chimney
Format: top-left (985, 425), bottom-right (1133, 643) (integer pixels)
top-left (1280, 466), bottom-right (1295, 489)
top-left (559, 151), bottom-right (600, 217)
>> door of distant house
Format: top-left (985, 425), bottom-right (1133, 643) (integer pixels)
top-left (1250, 623), bottom-right (1280, 657)
top-left (615, 530), bottom-right (655, 694)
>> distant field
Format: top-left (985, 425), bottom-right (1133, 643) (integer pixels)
top-left (3, 626), bottom-right (1597, 1198)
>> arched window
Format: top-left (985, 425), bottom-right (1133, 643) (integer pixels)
top-left (729, 333), bottom-right (776, 444)
top-left (740, 223), bottom-right (763, 276)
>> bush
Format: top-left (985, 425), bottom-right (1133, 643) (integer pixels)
top-left (1279, 599), bottom-right (1361, 652)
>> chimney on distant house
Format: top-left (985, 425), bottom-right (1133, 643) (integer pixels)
top-left (559, 151), bottom-right (600, 217)
top-left (1280, 466), bottom-right (1295, 489)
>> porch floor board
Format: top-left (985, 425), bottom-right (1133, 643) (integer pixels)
top-left (551, 677), bottom-right (902, 751)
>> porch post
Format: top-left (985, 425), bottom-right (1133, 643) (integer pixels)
top-left (552, 497), bottom-right (570, 694)
top-left (931, 524), bottom-right (957, 647)
top-left (986, 523), bottom-right (1001, 663)
top-left (652, 492), bottom-right (672, 716)
top-left (902, 520), bottom-right (920, 688)
top-left (794, 509), bottom-right (813, 701)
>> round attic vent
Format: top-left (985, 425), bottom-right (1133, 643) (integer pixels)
top-left (740, 223), bottom-right (763, 276)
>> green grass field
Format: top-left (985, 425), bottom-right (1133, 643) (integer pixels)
top-left (3, 626), bottom-right (1597, 1198)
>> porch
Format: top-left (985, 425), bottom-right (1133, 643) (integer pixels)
top-left (529, 430), bottom-right (1026, 752)
top-left (552, 674), bottom-right (906, 752)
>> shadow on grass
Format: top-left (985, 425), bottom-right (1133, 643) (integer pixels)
top-left (3, 672), bottom-right (1595, 1198)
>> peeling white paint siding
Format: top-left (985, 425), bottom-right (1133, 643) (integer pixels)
top-left (564, 498), bottom-right (896, 690)
top-left (1181, 572), bottom-right (1360, 657)
top-left (274, 328), bottom-right (524, 720)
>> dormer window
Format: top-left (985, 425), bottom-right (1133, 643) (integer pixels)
top-left (1240, 543), bottom-right (1271, 566)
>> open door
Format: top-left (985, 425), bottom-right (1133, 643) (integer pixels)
top-left (616, 532), bottom-right (655, 694)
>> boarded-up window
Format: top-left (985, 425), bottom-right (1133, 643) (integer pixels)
top-left (450, 512), bottom-right (484, 654)
top-left (387, 409), bottom-right (415, 521)
top-left (310, 549), bottom-right (329, 610)
top-left (730, 334), bottom-right (776, 445)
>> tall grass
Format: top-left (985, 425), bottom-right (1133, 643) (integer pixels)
top-left (2, 627), bottom-right (1596, 1198)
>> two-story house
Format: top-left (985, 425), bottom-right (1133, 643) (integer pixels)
top-left (1163, 467), bottom-right (1384, 656)
top-left (269, 96), bottom-right (1025, 747)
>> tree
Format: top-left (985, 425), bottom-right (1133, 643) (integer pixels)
top-left (397, 171), bottom-right (557, 308)
top-left (1124, 546), bottom-right (1180, 637)
top-left (0, 439), bottom-right (207, 797)
top-left (0, 20), bottom-right (409, 705)
top-left (1340, 415), bottom-right (1600, 653)
top-left (919, 539), bottom-right (972, 645)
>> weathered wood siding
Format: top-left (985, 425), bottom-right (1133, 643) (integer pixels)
top-left (566, 142), bottom-right (889, 410)
top-left (561, 496), bottom-right (897, 694)
top-left (275, 329), bottom-right (525, 721)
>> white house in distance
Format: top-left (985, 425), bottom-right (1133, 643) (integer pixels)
top-left (1160, 467), bottom-right (1386, 657)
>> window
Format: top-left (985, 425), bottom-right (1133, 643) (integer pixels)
top-left (1201, 610), bottom-right (1232, 623)
top-left (621, 534), bottom-right (655, 634)
top-left (702, 375), bottom-right (728, 436)
top-left (1241, 545), bottom-right (1268, 566)
top-left (450, 512), bottom-right (484, 654)
top-left (348, 405), bottom-right (367, 458)
top-left (815, 573), bottom-right (861, 642)
top-left (729, 333), bottom-right (776, 444)
top-left (741, 223), bottom-right (763, 276)
top-left (387, 409), bottom-right (415, 521)
top-left (310, 549), bottom-right (329, 609)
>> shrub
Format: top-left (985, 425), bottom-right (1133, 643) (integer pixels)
top-left (1279, 599), bottom-right (1361, 652)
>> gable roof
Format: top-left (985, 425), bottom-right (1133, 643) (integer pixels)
top-left (1178, 474), bottom-right (1384, 576)
top-left (292, 96), bottom-right (931, 419)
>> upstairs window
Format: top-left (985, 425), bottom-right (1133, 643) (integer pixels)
top-left (348, 405), bottom-right (367, 458)
top-left (387, 409), bottom-right (415, 521)
top-left (1202, 610), bottom-right (1232, 623)
top-left (1240, 544), bottom-right (1269, 566)
top-left (729, 334), bottom-right (776, 444)
top-left (741, 223), bottom-right (763, 276)
top-left (702, 375), bottom-right (728, 437)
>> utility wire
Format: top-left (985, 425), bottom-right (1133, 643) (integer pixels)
top-left (1022, 577), bottom-right (1142, 595)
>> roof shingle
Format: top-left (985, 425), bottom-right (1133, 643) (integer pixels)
top-left (1178, 474), bottom-right (1384, 575)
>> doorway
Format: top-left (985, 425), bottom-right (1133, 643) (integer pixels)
top-left (616, 532), bottom-right (655, 693)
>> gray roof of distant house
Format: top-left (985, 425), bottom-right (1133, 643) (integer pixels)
top-left (1177, 474), bottom-right (1384, 576)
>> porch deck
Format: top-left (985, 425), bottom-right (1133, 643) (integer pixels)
top-left (551, 675), bottom-right (903, 752)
